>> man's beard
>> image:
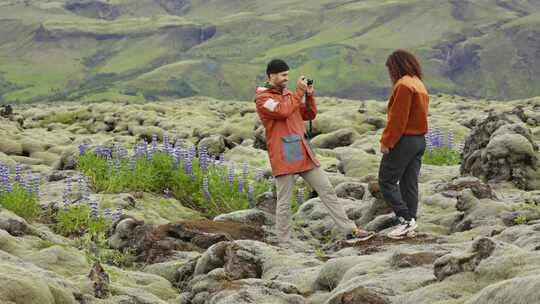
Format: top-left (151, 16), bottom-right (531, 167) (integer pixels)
top-left (276, 80), bottom-right (287, 89)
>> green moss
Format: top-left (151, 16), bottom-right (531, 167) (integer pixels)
top-left (41, 110), bottom-right (88, 126)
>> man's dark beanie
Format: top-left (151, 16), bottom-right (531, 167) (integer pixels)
top-left (266, 59), bottom-right (289, 76)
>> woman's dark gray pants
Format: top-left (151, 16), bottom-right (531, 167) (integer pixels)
top-left (378, 135), bottom-right (426, 221)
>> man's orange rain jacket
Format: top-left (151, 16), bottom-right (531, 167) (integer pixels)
top-left (255, 86), bottom-right (320, 177)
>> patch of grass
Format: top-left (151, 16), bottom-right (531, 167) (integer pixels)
top-left (423, 147), bottom-right (462, 166)
top-left (0, 184), bottom-right (41, 220)
top-left (75, 230), bottom-right (138, 269)
top-left (53, 204), bottom-right (111, 237)
top-left (99, 247), bottom-right (137, 268)
top-left (515, 214), bottom-right (528, 225)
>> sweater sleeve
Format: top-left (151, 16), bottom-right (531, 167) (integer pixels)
top-left (380, 84), bottom-right (413, 148)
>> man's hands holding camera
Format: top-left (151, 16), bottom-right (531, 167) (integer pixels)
top-left (297, 76), bottom-right (314, 96)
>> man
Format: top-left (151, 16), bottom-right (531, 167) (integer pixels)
top-left (255, 59), bottom-right (374, 247)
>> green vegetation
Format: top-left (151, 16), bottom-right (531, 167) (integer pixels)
top-left (41, 110), bottom-right (89, 126)
top-left (53, 204), bottom-right (110, 237)
top-left (77, 146), bottom-right (272, 218)
top-left (0, 184), bottom-right (41, 220)
top-left (423, 147), bottom-right (462, 166)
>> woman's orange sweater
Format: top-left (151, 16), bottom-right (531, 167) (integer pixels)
top-left (380, 75), bottom-right (429, 149)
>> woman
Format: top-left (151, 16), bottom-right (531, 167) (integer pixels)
top-left (378, 49), bottom-right (429, 239)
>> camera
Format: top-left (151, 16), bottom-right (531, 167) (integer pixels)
top-left (306, 79), bottom-right (314, 86)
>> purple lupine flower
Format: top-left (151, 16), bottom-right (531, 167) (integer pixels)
top-left (134, 143), bottom-right (144, 158)
top-left (174, 139), bottom-right (183, 151)
top-left (79, 176), bottom-right (90, 203)
top-left (202, 176), bottom-right (212, 200)
top-left (113, 143), bottom-right (120, 158)
top-left (426, 130), bottom-right (433, 147)
top-left (142, 140), bottom-right (148, 156)
top-left (218, 153), bottom-right (225, 170)
top-left (237, 175), bottom-right (244, 193)
top-left (163, 134), bottom-right (170, 153)
top-left (247, 181), bottom-right (255, 207)
top-left (21, 177), bottom-right (31, 193)
top-left (242, 162), bottom-right (249, 178)
top-left (255, 168), bottom-right (264, 181)
top-left (248, 181), bottom-right (254, 195)
top-left (103, 208), bottom-right (112, 219)
top-left (228, 165), bottom-right (235, 185)
top-left (95, 145), bottom-right (102, 157)
top-left (151, 134), bottom-right (158, 152)
top-left (447, 130), bottom-right (454, 150)
top-left (89, 199), bottom-right (99, 219)
top-left (425, 131), bottom-right (431, 145)
top-left (63, 177), bottom-right (72, 210)
top-left (128, 155), bottom-right (136, 171)
top-left (425, 133), bottom-right (433, 156)
top-left (96, 146), bottom-right (112, 159)
top-left (173, 147), bottom-right (181, 167)
top-left (163, 188), bottom-right (172, 198)
top-left (199, 148), bottom-right (209, 174)
top-left (118, 147), bottom-right (129, 160)
top-left (114, 159), bottom-right (121, 172)
top-left (433, 127), bottom-right (443, 148)
top-left (78, 175), bottom-right (84, 191)
top-left (132, 144), bottom-right (138, 157)
top-left (79, 143), bottom-right (87, 156)
top-left (180, 147), bottom-right (188, 163)
top-left (185, 157), bottom-right (193, 175)
top-left (297, 188), bottom-right (305, 206)
top-left (106, 154), bottom-right (113, 172)
top-left (15, 163), bottom-right (22, 184)
top-left (197, 146), bottom-right (203, 159)
top-left (97, 146), bottom-right (106, 157)
top-left (189, 147), bottom-right (197, 161)
top-left (458, 140), bottom-right (465, 154)
top-left (1, 165), bottom-right (12, 193)
top-left (112, 208), bottom-right (123, 222)
top-left (32, 174), bottom-right (41, 196)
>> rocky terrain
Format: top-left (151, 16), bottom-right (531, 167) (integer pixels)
top-left (0, 93), bottom-right (540, 304)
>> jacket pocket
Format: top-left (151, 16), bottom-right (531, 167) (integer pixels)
top-left (282, 134), bottom-right (304, 163)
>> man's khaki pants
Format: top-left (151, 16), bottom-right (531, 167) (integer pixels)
top-left (275, 166), bottom-right (357, 244)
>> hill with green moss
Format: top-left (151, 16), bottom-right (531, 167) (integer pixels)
top-left (1, 0), bottom-right (540, 103)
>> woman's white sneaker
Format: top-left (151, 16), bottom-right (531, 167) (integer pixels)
top-left (387, 218), bottom-right (417, 239)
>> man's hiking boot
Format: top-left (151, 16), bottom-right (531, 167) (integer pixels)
top-left (345, 227), bottom-right (375, 244)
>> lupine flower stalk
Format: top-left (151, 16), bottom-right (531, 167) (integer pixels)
top-left (297, 188), bottom-right (305, 206)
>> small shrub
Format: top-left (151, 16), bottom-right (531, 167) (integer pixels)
top-left (54, 204), bottom-right (110, 237)
top-left (515, 214), bottom-right (528, 225)
top-left (0, 184), bottom-right (41, 220)
top-left (423, 128), bottom-right (463, 166)
top-left (423, 147), bottom-right (461, 166)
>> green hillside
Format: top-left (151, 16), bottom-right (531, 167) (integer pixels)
top-left (0, 0), bottom-right (539, 103)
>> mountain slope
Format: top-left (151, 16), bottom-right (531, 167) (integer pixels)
top-left (0, 0), bottom-right (539, 103)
